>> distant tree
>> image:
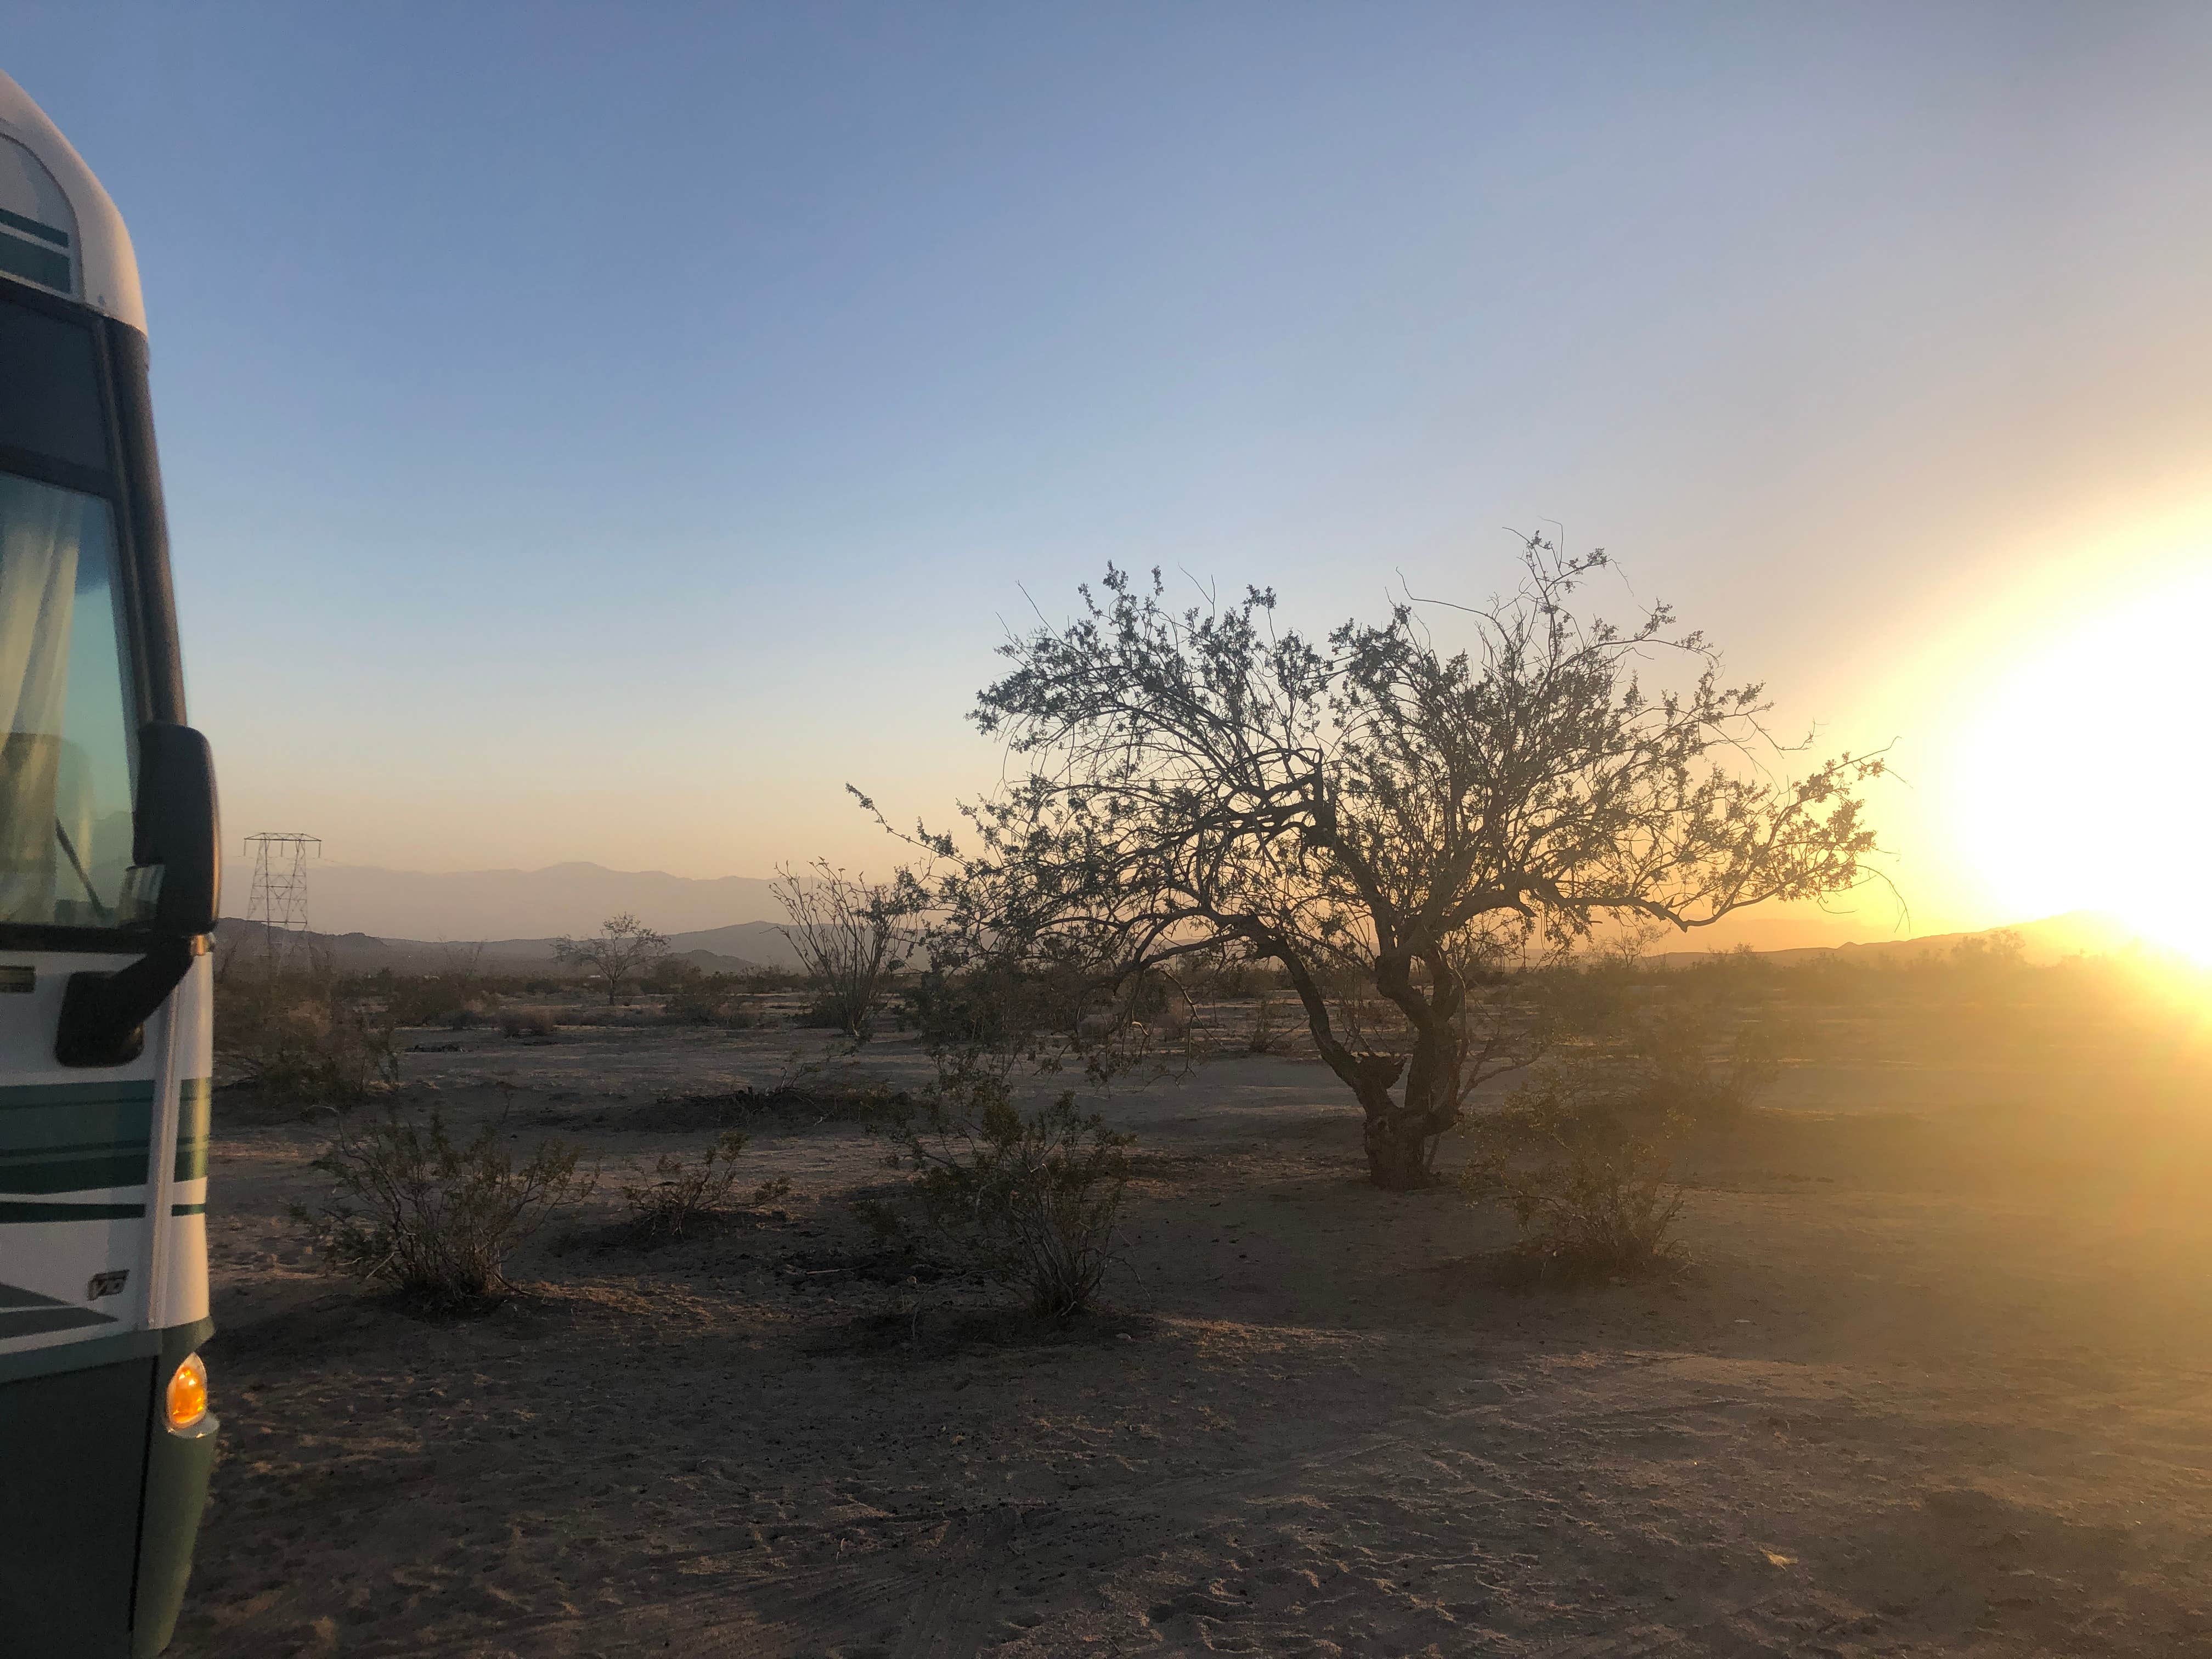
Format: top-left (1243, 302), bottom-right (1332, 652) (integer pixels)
top-left (879, 538), bottom-right (1884, 1190)
top-left (771, 859), bottom-right (919, 1041)
top-left (553, 913), bottom-right (669, 1005)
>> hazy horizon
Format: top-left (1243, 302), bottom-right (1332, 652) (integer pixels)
top-left (13, 5), bottom-right (2212, 953)
top-left (211, 853), bottom-right (2151, 957)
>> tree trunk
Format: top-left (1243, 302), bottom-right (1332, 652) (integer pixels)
top-left (1362, 1105), bottom-right (1435, 1190)
top-left (1272, 944), bottom-right (1456, 1189)
top-left (1360, 1024), bottom-right (1460, 1189)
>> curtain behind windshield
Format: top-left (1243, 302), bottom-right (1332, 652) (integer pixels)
top-left (0, 472), bottom-right (134, 927)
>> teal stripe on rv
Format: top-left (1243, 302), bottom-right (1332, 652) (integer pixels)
top-left (0, 1080), bottom-right (155, 1195)
top-left (0, 1280), bottom-right (116, 1339)
top-left (0, 1200), bottom-right (144, 1223)
top-left (0, 1082), bottom-right (157, 1110)
top-left (0, 205), bottom-right (70, 246)
top-left (0, 229), bottom-right (70, 291)
top-left (173, 1077), bottom-right (211, 1181)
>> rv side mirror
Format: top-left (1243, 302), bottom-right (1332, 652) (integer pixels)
top-left (133, 722), bottom-right (219, 939)
top-left (55, 725), bottom-right (220, 1065)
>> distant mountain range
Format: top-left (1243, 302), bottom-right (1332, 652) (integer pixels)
top-left (203, 857), bottom-right (2177, 980)
top-left (213, 916), bottom-right (808, 974)
top-left (222, 858), bottom-right (1902, 958)
top-left (1647, 910), bottom-right (2152, 969)
top-left (216, 859), bottom-right (791, 941)
top-left (210, 856), bottom-right (2163, 985)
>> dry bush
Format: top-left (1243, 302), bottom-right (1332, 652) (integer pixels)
top-left (384, 984), bottom-right (488, 1029)
top-left (292, 1106), bottom-right (591, 1310)
top-left (1457, 985), bottom-right (1783, 1278)
top-left (376, 945), bottom-right (497, 1029)
top-left (652, 966), bottom-right (758, 1026)
top-left (872, 1058), bottom-right (1132, 1319)
top-left (772, 859), bottom-right (920, 1041)
top-left (499, 1006), bottom-right (558, 1040)
top-left (794, 994), bottom-right (853, 1029)
top-left (643, 956), bottom-right (701, 995)
top-left (628, 1080), bottom-right (895, 1133)
top-left (1245, 994), bottom-right (1296, 1054)
top-left (864, 947), bottom-right (1138, 1318)
top-left (1459, 1069), bottom-right (1685, 1282)
top-left (215, 957), bottom-right (397, 1103)
top-left (1132, 972), bottom-right (1197, 1046)
top-left (618, 1131), bottom-right (787, 1244)
top-left (1632, 1002), bottom-right (1781, 1129)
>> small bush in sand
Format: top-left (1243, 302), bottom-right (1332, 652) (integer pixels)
top-left (381, 946), bottom-right (499, 1030)
top-left (292, 1107), bottom-right (592, 1310)
top-left (631, 1080), bottom-right (894, 1133)
top-left (216, 958), bottom-right (398, 1103)
top-left (1246, 995), bottom-right (1286, 1055)
top-left (659, 970), bottom-right (757, 1026)
top-left (874, 1058), bottom-right (1133, 1319)
top-left (385, 982), bottom-right (486, 1029)
top-left (499, 1006), bottom-right (558, 1040)
top-left (772, 859), bottom-right (921, 1041)
top-left (618, 1131), bottom-right (786, 1244)
top-left (1632, 1002), bottom-right (1781, 1130)
top-left (1458, 1067), bottom-right (1685, 1281)
top-left (795, 992), bottom-right (855, 1030)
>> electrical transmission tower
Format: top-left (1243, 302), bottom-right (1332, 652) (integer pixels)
top-left (242, 833), bottom-right (320, 970)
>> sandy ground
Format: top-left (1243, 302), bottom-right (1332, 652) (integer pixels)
top-left (167, 1011), bottom-right (2212, 1657)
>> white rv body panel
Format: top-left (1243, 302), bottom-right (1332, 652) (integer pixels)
top-left (0, 69), bottom-right (145, 331)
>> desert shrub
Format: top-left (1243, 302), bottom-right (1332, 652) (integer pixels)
top-left (1246, 995), bottom-right (1286, 1054)
top-left (1457, 975), bottom-right (1785, 1276)
top-left (617, 1131), bottom-right (784, 1243)
top-left (1458, 1069), bottom-right (1685, 1281)
top-left (901, 960), bottom-right (1082, 1057)
top-left (1126, 969), bottom-right (1177, 1023)
top-left (1146, 997), bottom-right (1193, 1042)
top-left (381, 979), bottom-right (481, 1028)
top-left (630, 1080), bottom-right (895, 1132)
top-left (292, 1106), bottom-right (590, 1310)
top-left (660, 970), bottom-right (754, 1025)
top-left (1628, 997), bottom-right (1782, 1129)
top-left (874, 1058), bottom-right (1132, 1319)
top-left (772, 859), bottom-right (921, 1041)
top-left (1182, 955), bottom-right (1263, 1001)
top-left (216, 959), bottom-right (397, 1103)
top-left (644, 956), bottom-right (702, 995)
top-left (499, 1006), bottom-right (558, 1040)
top-left (795, 993), bottom-right (852, 1029)
top-left (380, 945), bottom-right (497, 1029)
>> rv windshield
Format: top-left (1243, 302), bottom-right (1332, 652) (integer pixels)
top-left (0, 469), bottom-right (136, 929)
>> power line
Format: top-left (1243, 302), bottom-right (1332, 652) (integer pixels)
top-left (242, 832), bottom-right (319, 971)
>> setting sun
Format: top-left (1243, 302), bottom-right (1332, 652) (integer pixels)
top-left (1949, 563), bottom-right (2212, 964)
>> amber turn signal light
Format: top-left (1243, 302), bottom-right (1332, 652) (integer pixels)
top-left (166, 1352), bottom-right (208, 1431)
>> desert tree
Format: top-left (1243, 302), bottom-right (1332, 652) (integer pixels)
top-left (553, 912), bottom-right (670, 1006)
top-left (771, 859), bottom-right (921, 1040)
top-left (877, 538), bottom-right (1882, 1190)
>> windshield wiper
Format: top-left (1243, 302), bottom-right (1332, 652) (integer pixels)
top-left (53, 819), bottom-right (112, 926)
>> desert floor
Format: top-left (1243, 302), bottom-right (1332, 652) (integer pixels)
top-left (169, 1008), bottom-right (2212, 1657)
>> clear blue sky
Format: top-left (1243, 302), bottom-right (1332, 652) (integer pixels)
top-left (10, 4), bottom-right (2212, 932)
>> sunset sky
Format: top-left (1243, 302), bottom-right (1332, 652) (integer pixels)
top-left (10, 4), bottom-right (2212, 949)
